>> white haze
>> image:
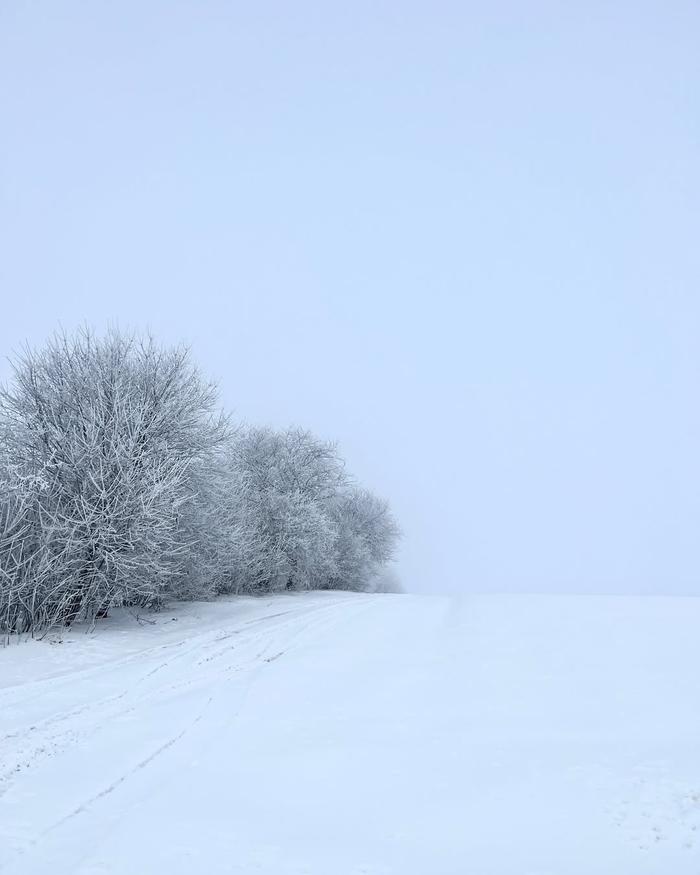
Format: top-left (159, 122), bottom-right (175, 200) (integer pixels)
top-left (1, 1), bottom-right (699, 595)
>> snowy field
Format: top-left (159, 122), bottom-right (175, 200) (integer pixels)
top-left (1, 592), bottom-right (700, 875)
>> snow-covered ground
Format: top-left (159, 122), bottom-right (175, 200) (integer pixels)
top-left (1, 592), bottom-right (700, 874)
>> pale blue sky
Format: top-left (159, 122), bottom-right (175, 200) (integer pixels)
top-left (1, 1), bottom-right (699, 594)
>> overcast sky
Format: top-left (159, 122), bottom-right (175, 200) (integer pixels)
top-left (1, 2), bottom-right (699, 595)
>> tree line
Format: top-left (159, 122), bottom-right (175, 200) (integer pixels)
top-left (0, 328), bottom-right (400, 636)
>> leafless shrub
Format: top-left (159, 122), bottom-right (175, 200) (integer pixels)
top-left (0, 329), bottom-right (401, 636)
top-left (0, 327), bottom-right (227, 633)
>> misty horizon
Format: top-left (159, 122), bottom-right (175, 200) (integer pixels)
top-left (2, 1), bottom-right (698, 596)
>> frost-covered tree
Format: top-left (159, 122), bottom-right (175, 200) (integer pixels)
top-left (325, 487), bottom-right (401, 591)
top-left (230, 427), bottom-right (346, 591)
top-left (173, 451), bottom-right (271, 599)
top-left (0, 469), bottom-right (65, 639)
top-left (0, 328), bottom-right (227, 631)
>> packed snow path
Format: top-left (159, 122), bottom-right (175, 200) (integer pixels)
top-left (1, 592), bottom-right (700, 874)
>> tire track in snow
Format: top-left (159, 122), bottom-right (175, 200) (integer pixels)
top-left (38, 696), bottom-right (214, 839)
top-left (0, 597), bottom-right (359, 807)
top-left (0, 596), bottom-right (368, 874)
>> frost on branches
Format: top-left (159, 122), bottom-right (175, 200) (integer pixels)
top-left (0, 328), bottom-right (400, 635)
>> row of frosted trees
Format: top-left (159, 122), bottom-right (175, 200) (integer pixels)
top-left (0, 329), bottom-right (400, 635)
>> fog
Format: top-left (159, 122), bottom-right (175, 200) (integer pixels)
top-left (2, 1), bottom-right (699, 594)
